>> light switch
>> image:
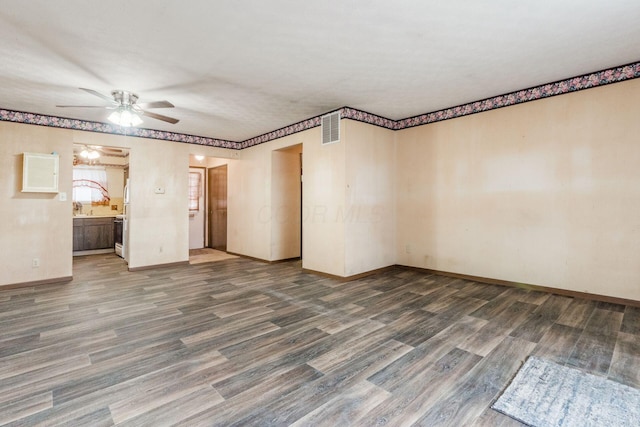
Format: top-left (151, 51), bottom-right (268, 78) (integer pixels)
top-left (59, 192), bottom-right (67, 201)
top-left (154, 187), bottom-right (165, 194)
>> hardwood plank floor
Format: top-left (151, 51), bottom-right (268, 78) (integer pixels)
top-left (1, 254), bottom-right (639, 426)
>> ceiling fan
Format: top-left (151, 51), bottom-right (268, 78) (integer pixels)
top-left (57, 88), bottom-right (179, 126)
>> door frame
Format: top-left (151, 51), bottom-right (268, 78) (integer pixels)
top-left (207, 164), bottom-right (228, 251)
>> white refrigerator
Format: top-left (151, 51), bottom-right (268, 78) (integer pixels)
top-left (119, 179), bottom-right (130, 263)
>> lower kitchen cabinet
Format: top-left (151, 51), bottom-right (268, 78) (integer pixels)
top-left (73, 217), bottom-right (115, 251)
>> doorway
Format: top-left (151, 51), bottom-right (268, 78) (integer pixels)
top-left (208, 164), bottom-right (228, 251)
top-left (71, 144), bottom-right (129, 262)
top-left (271, 144), bottom-right (302, 260)
top-left (188, 167), bottom-right (206, 249)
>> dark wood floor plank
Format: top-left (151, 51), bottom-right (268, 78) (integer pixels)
top-left (468, 291), bottom-right (528, 321)
top-left (390, 311), bottom-right (450, 347)
top-left (218, 326), bottom-right (329, 365)
top-left (531, 323), bottom-right (583, 366)
top-left (0, 355), bottom-right (93, 406)
top-left (228, 339), bottom-right (412, 426)
top-left (508, 287), bottom-right (551, 306)
top-left (566, 308), bottom-right (623, 374)
top-left (509, 295), bottom-right (572, 343)
top-left (114, 385), bottom-right (224, 426)
top-left (1, 253), bottom-right (638, 426)
top-left (555, 298), bottom-right (597, 328)
top-left (0, 392), bottom-right (52, 426)
top-left (0, 329), bottom-right (116, 380)
top-left (179, 364), bottom-right (322, 426)
top-left (621, 306), bottom-right (640, 335)
top-left (368, 315), bottom-right (487, 392)
top-left (55, 341), bottom-right (190, 406)
top-left (458, 301), bottom-right (537, 356)
top-left (360, 348), bottom-right (483, 426)
top-left (212, 329), bottom-right (329, 399)
top-left (412, 337), bottom-right (536, 426)
top-left (453, 281), bottom-right (508, 301)
top-left (181, 319), bottom-right (280, 348)
top-left (211, 319), bottom-right (389, 401)
top-left (608, 331), bottom-right (640, 388)
top-left (305, 321), bottom-right (389, 373)
top-left (2, 398), bottom-right (114, 427)
top-left (290, 380), bottom-right (390, 426)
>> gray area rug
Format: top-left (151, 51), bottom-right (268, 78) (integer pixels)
top-left (492, 356), bottom-right (640, 427)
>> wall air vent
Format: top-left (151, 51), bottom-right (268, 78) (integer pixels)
top-left (321, 111), bottom-right (340, 145)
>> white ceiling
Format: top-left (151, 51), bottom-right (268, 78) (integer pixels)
top-left (1, 0), bottom-right (639, 142)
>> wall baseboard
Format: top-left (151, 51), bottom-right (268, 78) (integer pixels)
top-left (5, 262), bottom-right (636, 309)
top-left (128, 261), bottom-right (189, 272)
top-left (401, 265), bottom-right (640, 308)
top-left (0, 276), bottom-right (73, 290)
top-left (73, 248), bottom-right (115, 257)
top-left (226, 252), bottom-right (301, 264)
top-left (302, 265), bottom-right (396, 282)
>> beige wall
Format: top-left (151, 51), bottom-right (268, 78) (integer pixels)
top-left (344, 120), bottom-right (396, 276)
top-left (301, 125), bottom-right (346, 275)
top-left (0, 122), bottom-right (73, 285)
top-left (223, 119), bottom-right (394, 277)
top-left (227, 129), bottom-right (317, 263)
top-left (271, 145), bottom-right (302, 260)
top-left (73, 132), bottom-right (236, 269)
top-left (3, 78), bottom-right (640, 302)
top-left (396, 78), bottom-right (640, 301)
top-left (0, 122), bottom-right (238, 286)
top-left (225, 139), bottom-right (273, 260)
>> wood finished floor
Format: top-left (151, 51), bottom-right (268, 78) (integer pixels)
top-left (1, 255), bottom-right (639, 426)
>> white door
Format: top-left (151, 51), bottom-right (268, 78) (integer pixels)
top-left (188, 168), bottom-right (205, 249)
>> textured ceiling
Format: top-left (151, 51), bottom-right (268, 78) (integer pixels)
top-left (1, 0), bottom-right (639, 142)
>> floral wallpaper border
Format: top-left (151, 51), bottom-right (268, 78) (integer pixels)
top-left (394, 61), bottom-right (640, 130)
top-left (0, 109), bottom-right (239, 149)
top-left (240, 115), bottom-right (323, 149)
top-left (1, 61), bottom-right (638, 149)
top-left (244, 61), bottom-right (640, 146)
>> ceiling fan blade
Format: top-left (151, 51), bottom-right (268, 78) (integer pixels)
top-left (56, 104), bottom-right (110, 108)
top-left (141, 110), bottom-right (180, 124)
top-left (79, 87), bottom-right (117, 104)
top-left (136, 100), bottom-right (175, 109)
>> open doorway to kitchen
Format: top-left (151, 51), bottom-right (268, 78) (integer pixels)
top-left (72, 144), bottom-right (129, 262)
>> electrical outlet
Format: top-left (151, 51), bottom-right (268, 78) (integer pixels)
top-left (154, 187), bottom-right (165, 194)
top-left (58, 192), bottom-right (67, 201)
top-left (32, 258), bottom-right (40, 268)
top-left (405, 244), bottom-right (411, 254)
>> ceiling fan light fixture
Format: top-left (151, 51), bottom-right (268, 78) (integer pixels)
top-left (108, 107), bottom-right (143, 127)
top-left (79, 146), bottom-right (100, 159)
top-left (59, 88), bottom-right (177, 126)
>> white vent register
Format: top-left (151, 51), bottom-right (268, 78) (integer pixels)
top-left (321, 112), bottom-right (340, 145)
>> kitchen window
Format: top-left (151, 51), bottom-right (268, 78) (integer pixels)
top-left (73, 166), bottom-right (110, 205)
